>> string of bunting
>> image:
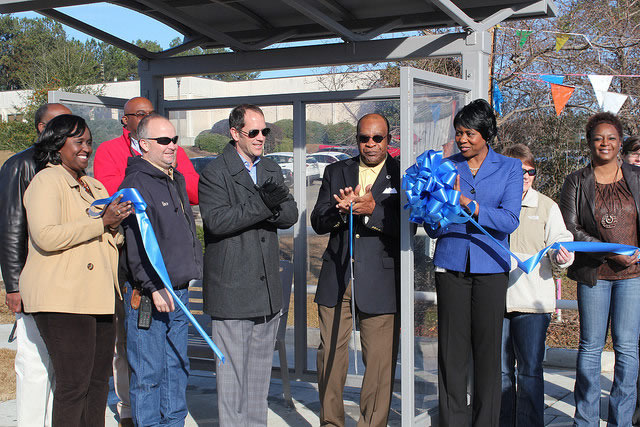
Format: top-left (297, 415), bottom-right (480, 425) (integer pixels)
top-left (492, 72), bottom-right (639, 116)
top-left (89, 188), bottom-right (226, 363)
top-left (402, 150), bottom-right (640, 274)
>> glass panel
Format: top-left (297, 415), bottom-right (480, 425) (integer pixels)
top-left (63, 103), bottom-right (124, 176)
top-left (410, 82), bottom-right (466, 417)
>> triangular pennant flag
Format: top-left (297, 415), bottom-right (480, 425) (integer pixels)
top-left (588, 75), bottom-right (613, 108)
top-left (540, 74), bottom-right (565, 85)
top-left (492, 81), bottom-right (503, 116)
top-left (601, 92), bottom-right (628, 114)
top-left (516, 30), bottom-right (532, 47)
top-left (555, 33), bottom-right (570, 51)
top-left (550, 83), bottom-right (575, 116)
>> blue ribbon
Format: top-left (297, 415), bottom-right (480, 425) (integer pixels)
top-left (403, 150), bottom-right (640, 274)
top-left (91, 188), bottom-right (225, 363)
top-left (402, 150), bottom-right (468, 228)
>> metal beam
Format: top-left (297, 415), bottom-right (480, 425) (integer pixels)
top-left (280, 0), bottom-right (401, 42)
top-left (38, 9), bottom-right (157, 59)
top-left (208, 0), bottom-right (274, 30)
top-left (429, 0), bottom-right (479, 32)
top-left (142, 33), bottom-right (471, 77)
top-left (153, 36), bottom-right (209, 58)
top-left (0, 0), bottom-right (99, 13)
top-left (135, 0), bottom-right (255, 51)
top-left (316, 0), bottom-right (355, 20)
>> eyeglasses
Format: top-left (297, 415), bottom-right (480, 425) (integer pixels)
top-left (357, 134), bottom-right (386, 144)
top-left (124, 111), bottom-right (154, 118)
top-left (523, 168), bottom-right (536, 176)
top-left (144, 136), bottom-right (179, 145)
top-left (238, 128), bottom-right (271, 138)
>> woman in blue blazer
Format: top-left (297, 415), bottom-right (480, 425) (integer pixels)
top-left (425, 99), bottom-right (522, 426)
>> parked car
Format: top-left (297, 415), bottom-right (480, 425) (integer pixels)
top-left (309, 151), bottom-right (351, 176)
top-left (264, 152), bottom-right (321, 185)
top-left (190, 156), bottom-right (217, 174)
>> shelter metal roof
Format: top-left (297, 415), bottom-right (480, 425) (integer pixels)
top-left (0, 0), bottom-right (557, 59)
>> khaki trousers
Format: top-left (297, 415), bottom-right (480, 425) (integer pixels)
top-left (317, 283), bottom-right (399, 427)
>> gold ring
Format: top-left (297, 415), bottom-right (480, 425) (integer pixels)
top-left (116, 210), bottom-right (121, 215)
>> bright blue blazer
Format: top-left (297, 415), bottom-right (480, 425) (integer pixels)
top-left (425, 146), bottom-right (523, 273)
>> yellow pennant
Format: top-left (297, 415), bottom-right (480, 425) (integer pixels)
top-left (555, 34), bottom-right (570, 51)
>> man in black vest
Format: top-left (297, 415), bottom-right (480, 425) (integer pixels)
top-left (311, 113), bottom-right (400, 427)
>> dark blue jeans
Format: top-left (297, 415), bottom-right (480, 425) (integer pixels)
top-left (125, 285), bottom-right (190, 427)
top-left (574, 278), bottom-right (640, 426)
top-left (500, 312), bottom-right (551, 427)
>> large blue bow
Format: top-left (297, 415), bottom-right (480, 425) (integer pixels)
top-left (91, 188), bottom-right (225, 363)
top-left (403, 150), bottom-right (640, 274)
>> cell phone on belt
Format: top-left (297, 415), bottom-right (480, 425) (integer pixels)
top-left (138, 295), bottom-right (152, 330)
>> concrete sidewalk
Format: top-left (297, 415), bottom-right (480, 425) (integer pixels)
top-left (0, 323), bottom-right (615, 426)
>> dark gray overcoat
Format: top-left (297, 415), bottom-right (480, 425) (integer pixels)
top-left (199, 142), bottom-right (298, 318)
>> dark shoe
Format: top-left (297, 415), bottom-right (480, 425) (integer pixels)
top-left (119, 418), bottom-right (134, 427)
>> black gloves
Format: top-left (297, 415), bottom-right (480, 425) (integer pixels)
top-left (256, 177), bottom-right (289, 210)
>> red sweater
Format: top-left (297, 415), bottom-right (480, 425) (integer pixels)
top-left (94, 128), bottom-right (199, 205)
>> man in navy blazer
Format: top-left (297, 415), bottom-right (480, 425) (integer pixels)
top-left (311, 113), bottom-right (400, 427)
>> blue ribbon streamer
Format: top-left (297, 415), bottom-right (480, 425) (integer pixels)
top-left (403, 150), bottom-right (640, 274)
top-left (91, 188), bottom-right (225, 363)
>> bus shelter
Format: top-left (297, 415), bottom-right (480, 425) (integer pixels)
top-left (0, 1), bottom-right (558, 424)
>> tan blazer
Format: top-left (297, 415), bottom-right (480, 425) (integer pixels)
top-left (19, 164), bottom-right (123, 315)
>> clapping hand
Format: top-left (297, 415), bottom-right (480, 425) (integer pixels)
top-left (257, 177), bottom-right (289, 210)
top-left (102, 195), bottom-right (133, 230)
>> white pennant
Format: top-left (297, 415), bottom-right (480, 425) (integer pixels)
top-left (601, 92), bottom-right (628, 115)
top-left (588, 75), bottom-right (613, 108)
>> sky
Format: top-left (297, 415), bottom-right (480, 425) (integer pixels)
top-left (11, 3), bottom-right (407, 79)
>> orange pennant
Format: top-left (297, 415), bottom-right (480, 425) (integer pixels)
top-left (550, 83), bottom-right (575, 116)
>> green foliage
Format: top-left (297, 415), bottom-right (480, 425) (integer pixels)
top-left (0, 121), bottom-right (36, 153)
top-left (325, 122), bottom-right (356, 145)
top-left (195, 132), bottom-right (229, 154)
top-left (196, 225), bottom-right (205, 252)
top-left (306, 121), bottom-right (327, 145)
top-left (275, 138), bottom-right (294, 152)
top-left (273, 119), bottom-right (293, 140)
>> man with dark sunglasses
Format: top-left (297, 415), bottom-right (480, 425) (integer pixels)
top-left (118, 113), bottom-right (203, 426)
top-left (93, 96), bottom-right (200, 427)
top-left (199, 104), bottom-right (298, 426)
top-left (311, 113), bottom-right (400, 427)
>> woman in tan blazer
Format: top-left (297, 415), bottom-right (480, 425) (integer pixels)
top-left (19, 114), bottom-right (133, 427)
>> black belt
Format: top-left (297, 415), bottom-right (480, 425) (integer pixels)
top-left (248, 312), bottom-right (279, 324)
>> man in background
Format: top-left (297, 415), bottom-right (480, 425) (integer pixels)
top-left (0, 103), bottom-right (71, 426)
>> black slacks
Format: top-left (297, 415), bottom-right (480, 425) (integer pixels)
top-left (436, 270), bottom-right (508, 427)
top-left (34, 312), bottom-right (115, 427)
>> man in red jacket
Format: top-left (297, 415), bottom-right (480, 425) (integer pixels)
top-left (93, 97), bottom-right (199, 427)
top-left (94, 96), bottom-right (199, 204)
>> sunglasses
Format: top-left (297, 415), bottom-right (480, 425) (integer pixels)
top-left (124, 111), bottom-right (154, 118)
top-left (523, 168), bottom-right (536, 176)
top-left (238, 128), bottom-right (271, 138)
top-left (357, 134), bottom-right (386, 144)
top-left (145, 136), bottom-right (179, 145)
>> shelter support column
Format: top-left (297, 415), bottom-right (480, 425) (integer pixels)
top-left (461, 31), bottom-right (492, 101)
top-left (139, 59), bottom-right (165, 114)
top-left (293, 100), bottom-right (308, 376)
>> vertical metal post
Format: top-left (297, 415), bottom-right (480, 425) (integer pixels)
top-left (292, 100), bottom-right (308, 376)
top-left (138, 59), bottom-right (166, 115)
top-left (461, 31), bottom-right (491, 101)
top-left (399, 67), bottom-right (416, 426)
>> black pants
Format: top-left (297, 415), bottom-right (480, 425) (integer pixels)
top-left (34, 312), bottom-right (115, 427)
top-left (436, 270), bottom-right (508, 427)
